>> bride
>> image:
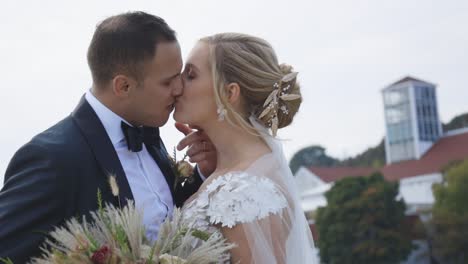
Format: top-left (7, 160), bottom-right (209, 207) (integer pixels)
top-left (174, 33), bottom-right (317, 263)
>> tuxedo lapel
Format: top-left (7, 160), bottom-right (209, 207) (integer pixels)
top-left (71, 96), bottom-right (133, 206)
top-left (145, 142), bottom-right (177, 200)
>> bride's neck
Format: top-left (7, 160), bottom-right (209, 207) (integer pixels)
top-left (203, 121), bottom-right (269, 172)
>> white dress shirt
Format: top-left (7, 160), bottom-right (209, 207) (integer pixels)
top-left (85, 90), bottom-right (173, 241)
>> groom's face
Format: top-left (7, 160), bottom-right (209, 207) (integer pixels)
top-left (127, 41), bottom-right (183, 127)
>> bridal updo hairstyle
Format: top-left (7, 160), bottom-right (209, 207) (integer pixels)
top-left (200, 33), bottom-right (302, 136)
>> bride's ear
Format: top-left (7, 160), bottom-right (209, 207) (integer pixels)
top-left (226, 82), bottom-right (241, 105)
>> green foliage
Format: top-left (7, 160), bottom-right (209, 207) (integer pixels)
top-left (430, 159), bottom-right (468, 263)
top-left (289, 140), bottom-right (386, 175)
top-left (290, 112), bottom-right (468, 174)
top-left (0, 258), bottom-right (14, 264)
top-left (97, 188), bottom-right (104, 216)
top-left (84, 229), bottom-right (100, 252)
top-left (316, 173), bottom-right (413, 264)
top-left (289, 146), bottom-right (339, 174)
top-left (114, 224), bottom-right (131, 254)
top-left (191, 229), bottom-right (211, 241)
top-left (339, 139), bottom-right (385, 168)
top-left (433, 160), bottom-right (468, 214)
top-left (443, 112), bottom-right (468, 132)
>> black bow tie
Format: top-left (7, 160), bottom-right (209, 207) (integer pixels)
top-left (121, 121), bottom-right (160, 152)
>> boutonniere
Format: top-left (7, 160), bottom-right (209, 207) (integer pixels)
top-left (168, 147), bottom-right (195, 191)
top-left (96, 174), bottom-right (122, 216)
top-left (108, 174), bottom-right (121, 207)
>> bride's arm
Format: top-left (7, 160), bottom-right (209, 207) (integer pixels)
top-left (220, 213), bottom-right (290, 264)
top-left (222, 224), bottom-right (253, 263)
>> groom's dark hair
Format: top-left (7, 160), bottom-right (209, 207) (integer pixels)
top-left (87, 11), bottom-right (177, 87)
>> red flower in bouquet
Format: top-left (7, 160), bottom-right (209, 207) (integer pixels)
top-left (91, 245), bottom-right (111, 264)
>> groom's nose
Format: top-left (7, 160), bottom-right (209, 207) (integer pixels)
top-left (172, 75), bottom-right (183, 96)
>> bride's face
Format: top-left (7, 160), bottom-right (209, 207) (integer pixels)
top-left (174, 41), bottom-right (218, 126)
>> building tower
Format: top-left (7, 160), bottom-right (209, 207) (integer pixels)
top-left (382, 76), bottom-right (443, 164)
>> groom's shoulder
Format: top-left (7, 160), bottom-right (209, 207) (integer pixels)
top-left (28, 115), bottom-right (85, 154)
top-left (5, 115), bottom-right (88, 179)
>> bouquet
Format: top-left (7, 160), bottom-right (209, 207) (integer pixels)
top-left (26, 173), bottom-right (234, 264)
top-left (30, 201), bottom-right (234, 264)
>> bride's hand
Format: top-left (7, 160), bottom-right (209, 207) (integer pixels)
top-left (175, 122), bottom-right (217, 177)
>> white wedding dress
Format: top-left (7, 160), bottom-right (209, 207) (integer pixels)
top-left (182, 118), bottom-right (318, 263)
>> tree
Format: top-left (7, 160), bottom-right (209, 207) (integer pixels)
top-left (289, 139), bottom-right (386, 176)
top-left (430, 159), bottom-right (468, 263)
top-left (340, 139), bottom-right (385, 169)
top-left (289, 146), bottom-right (339, 174)
top-left (442, 112), bottom-right (468, 132)
top-left (315, 173), bottom-right (413, 264)
top-left (289, 112), bottom-right (468, 174)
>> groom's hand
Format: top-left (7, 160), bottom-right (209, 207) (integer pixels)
top-left (175, 122), bottom-right (217, 177)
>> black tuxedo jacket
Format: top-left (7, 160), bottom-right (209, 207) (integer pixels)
top-left (0, 96), bottom-right (202, 263)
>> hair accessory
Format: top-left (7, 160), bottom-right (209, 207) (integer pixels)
top-left (258, 71), bottom-right (300, 136)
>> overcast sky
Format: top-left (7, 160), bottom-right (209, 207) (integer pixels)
top-left (1, 0), bottom-right (467, 185)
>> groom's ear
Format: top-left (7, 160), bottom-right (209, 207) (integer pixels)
top-left (112, 75), bottom-right (137, 98)
top-left (226, 82), bottom-right (241, 105)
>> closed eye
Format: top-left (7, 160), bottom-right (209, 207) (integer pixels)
top-left (162, 72), bottom-right (181, 86)
top-left (183, 66), bottom-right (196, 81)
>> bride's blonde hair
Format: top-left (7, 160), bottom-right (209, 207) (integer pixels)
top-left (200, 33), bottom-right (302, 136)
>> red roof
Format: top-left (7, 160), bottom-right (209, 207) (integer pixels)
top-left (382, 131), bottom-right (468, 181)
top-left (308, 131), bottom-right (468, 182)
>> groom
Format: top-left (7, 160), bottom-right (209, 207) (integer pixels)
top-left (0, 12), bottom-right (214, 262)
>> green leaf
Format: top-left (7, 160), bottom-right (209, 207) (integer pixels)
top-left (114, 224), bottom-right (130, 254)
top-left (97, 188), bottom-right (103, 216)
top-left (191, 229), bottom-right (211, 241)
top-left (0, 258), bottom-right (14, 264)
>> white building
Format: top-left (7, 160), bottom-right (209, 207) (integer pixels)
top-left (295, 76), bottom-right (468, 263)
top-left (382, 76), bottom-right (443, 164)
top-left (295, 130), bottom-right (468, 264)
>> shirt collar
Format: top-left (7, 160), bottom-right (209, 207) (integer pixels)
top-left (85, 89), bottom-right (130, 146)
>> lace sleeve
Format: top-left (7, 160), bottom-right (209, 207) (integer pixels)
top-left (205, 172), bottom-right (288, 228)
